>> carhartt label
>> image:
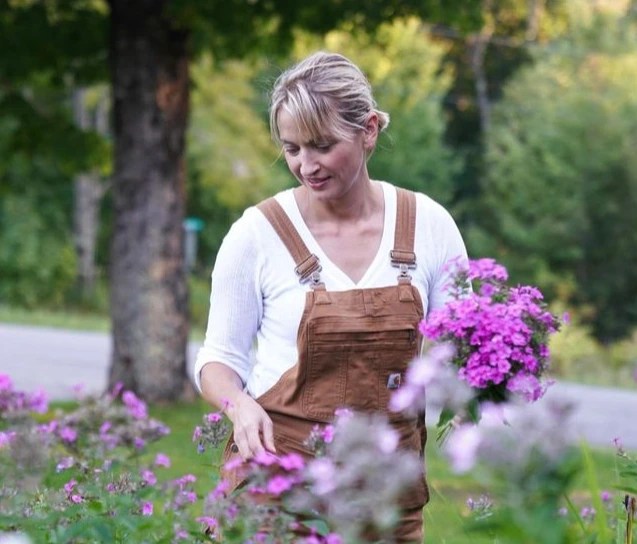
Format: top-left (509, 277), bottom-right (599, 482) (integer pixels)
top-left (387, 373), bottom-right (402, 389)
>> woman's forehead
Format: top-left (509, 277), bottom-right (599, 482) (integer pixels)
top-left (277, 108), bottom-right (335, 143)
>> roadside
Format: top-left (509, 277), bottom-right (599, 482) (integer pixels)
top-left (1, 322), bottom-right (636, 450)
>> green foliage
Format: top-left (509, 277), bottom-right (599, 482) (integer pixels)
top-left (0, 193), bottom-right (76, 309)
top-left (171, 0), bottom-right (484, 59)
top-left (186, 54), bottom-right (291, 265)
top-left (0, 0), bottom-right (108, 85)
top-left (478, 12), bottom-right (637, 341)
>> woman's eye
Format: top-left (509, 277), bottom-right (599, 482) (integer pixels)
top-left (315, 142), bottom-right (333, 152)
top-left (283, 146), bottom-right (299, 156)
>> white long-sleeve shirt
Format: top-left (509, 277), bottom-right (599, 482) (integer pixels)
top-left (194, 181), bottom-right (467, 398)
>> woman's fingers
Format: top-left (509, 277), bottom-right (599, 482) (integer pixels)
top-left (229, 396), bottom-right (276, 460)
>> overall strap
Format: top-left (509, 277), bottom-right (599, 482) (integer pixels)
top-left (391, 187), bottom-right (417, 271)
top-left (257, 198), bottom-right (323, 285)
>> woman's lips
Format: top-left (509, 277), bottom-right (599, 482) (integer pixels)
top-left (305, 177), bottom-right (329, 189)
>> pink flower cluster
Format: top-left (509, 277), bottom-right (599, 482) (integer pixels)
top-left (421, 258), bottom-right (561, 403)
top-left (0, 374), bottom-right (48, 415)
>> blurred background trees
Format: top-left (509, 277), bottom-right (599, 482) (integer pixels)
top-left (2, 0), bottom-right (637, 398)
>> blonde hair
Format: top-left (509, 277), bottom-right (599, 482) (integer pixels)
top-left (269, 51), bottom-right (390, 146)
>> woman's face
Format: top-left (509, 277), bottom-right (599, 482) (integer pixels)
top-left (277, 109), bottom-right (376, 202)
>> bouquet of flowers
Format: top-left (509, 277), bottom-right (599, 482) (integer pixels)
top-left (417, 258), bottom-right (562, 440)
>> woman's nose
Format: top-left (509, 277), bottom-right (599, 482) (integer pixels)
top-left (299, 150), bottom-right (319, 176)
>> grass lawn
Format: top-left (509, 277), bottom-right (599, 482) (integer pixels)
top-left (0, 305), bottom-right (111, 332)
top-left (143, 400), bottom-right (625, 544)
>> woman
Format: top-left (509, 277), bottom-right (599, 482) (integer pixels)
top-left (194, 51), bottom-right (468, 542)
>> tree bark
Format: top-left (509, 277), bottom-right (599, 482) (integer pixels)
top-left (469, 0), bottom-right (494, 135)
top-left (73, 172), bottom-right (105, 296)
top-left (107, 0), bottom-right (192, 402)
top-left (72, 88), bottom-right (109, 298)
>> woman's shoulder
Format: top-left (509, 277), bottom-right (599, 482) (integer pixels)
top-left (379, 181), bottom-right (456, 224)
top-left (223, 187), bottom-right (297, 246)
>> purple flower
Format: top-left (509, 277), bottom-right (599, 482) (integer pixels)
top-left (0, 374), bottom-right (13, 391)
top-left (279, 453), bottom-right (305, 471)
top-left (196, 516), bottom-right (218, 530)
top-left (307, 458), bottom-right (337, 495)
top-left (181, 491), bottom-right (197, 504)
top-left (28, 389), bottom-right (48, 413)
top-left (63, 479), bottom-right (78, 495)
top-left (174, 529), bottom-right (189, 540)
top-left (176, 474), bottom-right (196, 487)
top-left (506, 373), bottom-right (545, 402)
top-left (141, 501), bottom-right (153, 516)
top-left (0, 431), bottom-right (16, 448)
top-left (99, 421), bottom-right (112, 435)
top-left (601, 490), bottom-right (612, 502)
top-left (110, 381), bottom-right (124, 398)
top-left (252, 451), bottom-right (278, 466)
top-left (56, 457), bottom-right (75, 472)
top-left (266, 475), bottom-right (294, 496)
top-left (141, 469), bottom-right (157, 486)
top-left (468, 258), bottom-right (508, 282)
top-left (444, 425), bottom-right (481, 473)
top-left (59, 426), bottom-right (78, 443)
top-left (192, 426), bottom-right (202, 441)
top-left (206, 412), bottom-right (222, 423)
top-left (37, 421), bottom-right (58, 434)
top-left (122, 391), bottom-right (148, 420)
top-left (154, 453), bottom-right (171, 467)
top-left (208, 479), bottom-right (230, 500)
top-left (580, 506), bottom-right (596, 521)
top-left (321, 425), bottom-right (335, 443)
top-left (376, 427), bottom-right (399, 454)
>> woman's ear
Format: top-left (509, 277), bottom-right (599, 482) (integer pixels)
top-left (363, 113), bottom-right (379, 151)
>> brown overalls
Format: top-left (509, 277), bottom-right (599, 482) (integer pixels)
top-left (222, 188), bottom-right (428, 543)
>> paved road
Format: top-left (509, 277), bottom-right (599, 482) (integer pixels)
top-left (1, 323), bottom-right (636, 450)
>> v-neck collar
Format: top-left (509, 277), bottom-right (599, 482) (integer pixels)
top-left (281, 182), bottom-right (396, 289)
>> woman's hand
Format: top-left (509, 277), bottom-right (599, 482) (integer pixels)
top-left (225, 393), bottom-right (276, 460)
top-left (199, 361), bottom-right (276, 460)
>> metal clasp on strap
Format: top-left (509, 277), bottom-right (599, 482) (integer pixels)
top-left (390, 249), bottom-right (416, 282)
top-left (310, 270), bottom-right (322, 287)
top-left (295, 254), bottom-right (322, 281)
top-left (398, 263), bottom-right (412, 281)
top-left (390, 250), bottom-right (417, 269)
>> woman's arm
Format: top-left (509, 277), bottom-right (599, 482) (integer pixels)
top-left (200, 362), bottom-right (276, 460)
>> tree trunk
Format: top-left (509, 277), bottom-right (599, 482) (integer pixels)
top-left (469, 0), bottom-right (494, 135)
top-left (107, 0), bottom-right (192, 402)
top-left (72, 88), bottom-right (108, 299)
top-left (73, 172), bottom-right (105, 296)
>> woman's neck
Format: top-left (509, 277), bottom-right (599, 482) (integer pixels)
top-left (295, 179), bottom-right (383, 227)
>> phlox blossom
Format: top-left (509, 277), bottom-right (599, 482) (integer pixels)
top-left (266, 475), bottom-right (294, 496)
top-left (0, 431), bottom-right (16, 448)
top-left (0, 374), bottom-right (12, 391)
top-left (206, 412), bottom-right (222, 423)
top-left (307, 458), bottom-right (337, 495)
top-left (420, 258), bottom-right (560, 406)
top-left (445, 424), bottom-right (482, 473)
top-left (154, 453), bottom-right (171, 467)
top-left (375, 427), bottom-right (399, 454)
top-left (122, 390), bottom-right (148, 419)
top-left (141, 469), bottom-right (157, 486)
top-left (59, 426), bottom-right (78, 443)
top-left (278, 452), bottom-right (305, 471)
